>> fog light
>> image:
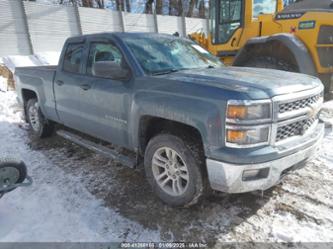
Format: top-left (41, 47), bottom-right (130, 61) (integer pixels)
top-left (242, 168), bottom-right (269, 181)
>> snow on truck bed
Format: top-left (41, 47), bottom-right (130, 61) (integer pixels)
top-left (0, 90), bottom-right (332, 243)
top-left (0, 52), bottom-right (60, 73)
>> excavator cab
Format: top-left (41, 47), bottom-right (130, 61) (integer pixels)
top-left (205, 0), bottom-right (283, 64)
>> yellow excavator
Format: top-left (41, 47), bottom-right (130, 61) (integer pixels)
top-left (190, 0), bottom-right (333, 98)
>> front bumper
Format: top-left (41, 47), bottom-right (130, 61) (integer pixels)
top-left (206, 122), bottom-right (324, 193)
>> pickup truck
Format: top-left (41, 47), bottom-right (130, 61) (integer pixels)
top-left (15, 32), bottom-right (325, 207)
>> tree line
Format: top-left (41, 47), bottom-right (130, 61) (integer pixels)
top-left (24, 0), bottom-right (207, 18)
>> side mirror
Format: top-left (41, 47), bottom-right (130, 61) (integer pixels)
top-left (0, 159), bottom-right (31, 198)
top-left (92, 61), bottom-right (130, 80)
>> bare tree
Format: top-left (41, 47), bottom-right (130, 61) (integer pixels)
top-left (187, 0), bottom-right (196, 17)
top-left (115, 0), bottom-right (124, 11)
top-left (168, 0), bottom-right (184, 16)
top-left (58, 0), bottom-right (104, 8)
top-left (198, 0), bottom-right (205, 18)
top-left (144, 0), bottom-right (154, 14)
top-left (96, 0), bottom-right (104, 8)
top-left (169, 0), bottom-right (177, 15)
top-left (82, 0), bottom-right (93, 7)
top-left (155, 0), bottom-right (163, 14)
top-left (125, 0), bottom-right (131, 12)
top-left (177, 0), bottom-right (183, 16)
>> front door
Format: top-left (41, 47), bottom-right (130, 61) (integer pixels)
top-left (78, 39), bottom-right (132, 148)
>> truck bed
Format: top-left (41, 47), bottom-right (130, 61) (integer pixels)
top-left (15, 65), bottom-right (57, 73)
top-left (15, 65), bottom-right (58, 122)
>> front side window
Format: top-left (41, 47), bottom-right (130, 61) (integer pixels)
top-left (211, 0), bottom-right (243, 44)
top-left (63, 43), bottom-right (84, 74)
top-left (253, 0), bottom-right (277, 18)
top-left (123, 35), bottom-right (223, 75)
top-left (87, 42), bottom-right (124, 77)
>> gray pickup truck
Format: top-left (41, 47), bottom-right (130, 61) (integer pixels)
top-left (15, 32), bottom-right (324, 206)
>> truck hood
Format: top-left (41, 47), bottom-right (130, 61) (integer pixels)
top-left (155, 66), bottom-right (322, 98)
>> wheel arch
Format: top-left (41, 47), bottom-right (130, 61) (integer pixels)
top-left (21, 88), bottom-right (38, 121)
top-left (233, 34), bottom-right (317, 76)
top-left (138, 116), bottom-right (205, 158)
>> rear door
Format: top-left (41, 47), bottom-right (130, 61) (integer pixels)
top-left (53, 41), bottom-right (90, 131)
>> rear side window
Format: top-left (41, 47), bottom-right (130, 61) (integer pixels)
top-left (63, 43), bottom-right (84, 74)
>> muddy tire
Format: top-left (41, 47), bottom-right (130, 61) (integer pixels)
top-left (243, 56), bottom-right (298, 72)
top-left (26, 98), bottom-right (54, 138)
top-left (0, 158), bottom-right (27, 195)
top-left (144, 134), bottom-right (205, 207)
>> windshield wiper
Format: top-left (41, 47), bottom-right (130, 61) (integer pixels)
top-left (151, 68), bottom-right (179, 76)
top-left (152, 66), bottom-right (213, 75)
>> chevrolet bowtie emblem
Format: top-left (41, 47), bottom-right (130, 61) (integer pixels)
top-left (309, 107), bottom-right (316, 119)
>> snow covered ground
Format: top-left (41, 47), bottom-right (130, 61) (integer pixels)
top-left (0, 91), bottom-right (160, 242)
top-left (0, 90), bottom-right (332, 244)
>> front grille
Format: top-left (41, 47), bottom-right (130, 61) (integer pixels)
top-left (317, 26), bottom-right (333, 44)
top-left (276, 117), bottom-right (316, 142)
top-left (278, 93), bottom-right (322, 114)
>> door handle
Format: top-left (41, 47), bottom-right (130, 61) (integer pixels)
top-left (80, 84), bottom-right (91, 91)
top-left (56, 80), bottom-right (64, 86)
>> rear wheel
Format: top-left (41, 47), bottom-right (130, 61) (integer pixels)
top-left (26, 98), bottom-right (54, 138)
top-left (243, 56), bottom-right (298, 72)
top-left (144, 134), bottom-right (205, 207)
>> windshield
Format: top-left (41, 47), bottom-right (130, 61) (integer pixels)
top-left (122, 35), bottom-right (223, 75)
top-left (253, 0), bottom-right (277, 18)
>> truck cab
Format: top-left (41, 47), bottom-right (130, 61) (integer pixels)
top-left (15, 32), bottom-right (325, 207)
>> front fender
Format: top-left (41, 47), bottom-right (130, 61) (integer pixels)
top-left (129, 91), bottom-right (225, 156)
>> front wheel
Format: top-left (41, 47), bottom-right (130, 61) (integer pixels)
top-left (144, 134), bottom-right (205, 207)
top-left (26, 98), bottom-right (54, 138)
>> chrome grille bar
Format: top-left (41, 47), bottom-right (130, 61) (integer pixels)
top-left (271, 85), bottom-right (324, 144)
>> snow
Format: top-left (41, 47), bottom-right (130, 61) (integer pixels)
top-left (0, 89), bottom-right (333, 243)
top-left (322, 100), bottom-right (333, 132)
top-left (0, 91), bottom-right (160, 242)
top-left (220, 124), bottom-right (333, 242)
top-left (0, 76), bottom-right (6, 92)
top-left (1, 52), bottom-right (60, 73)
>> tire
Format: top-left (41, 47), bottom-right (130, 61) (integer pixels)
top-left (26, 98), bottom-right (54, 138)
top-left (144, 134), bottom-right (205, 207)
top-left (243, 56), bottom-right (298, 72)
top-left (0, 158), bottom-right (27, 195)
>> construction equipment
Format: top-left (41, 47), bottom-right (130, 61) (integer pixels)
top-left (190, 0), bottom-right (333, 97)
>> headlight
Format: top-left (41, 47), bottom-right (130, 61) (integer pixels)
top-left (226, 126), bottom-right (270, 147)
top-left (227, 100), bottom-right (271, 122)
top-left (225, 100), bottom-right (272, 148)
